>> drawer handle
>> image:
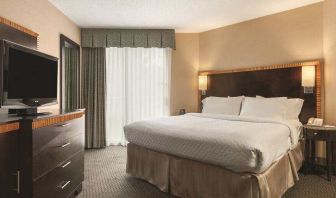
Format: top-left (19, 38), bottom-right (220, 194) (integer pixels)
top-left (12, 170), bottom-right (20, 194)
top-left (61, 161), bottom-right (71, 168)
top-left (58, 123), bottom-right (71, 127)
top-left (59, 142), bottom-right (71, 148)
top-left (58, 180), bottom-right (71, 190)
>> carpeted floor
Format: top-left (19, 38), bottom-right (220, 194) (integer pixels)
top-left (78, 146), bottom-right (336, 198)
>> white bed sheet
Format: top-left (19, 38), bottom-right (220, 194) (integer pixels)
top-left (124, 113), bottom-right (302, 173)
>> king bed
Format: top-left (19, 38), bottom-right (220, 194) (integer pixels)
top-left (124, 60), bottom-right (322, 198)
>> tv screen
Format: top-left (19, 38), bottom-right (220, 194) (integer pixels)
top-left (6, 48), bottom-right (58, 99)
top-left (1, 40), bottom-right (58, 106)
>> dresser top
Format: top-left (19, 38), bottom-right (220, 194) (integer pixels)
top-left (303, 124), bottom-right (336, 131)
top-left (0, 109), bottom-right (85, 125)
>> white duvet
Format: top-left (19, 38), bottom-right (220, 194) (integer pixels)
top-left (124, 113), bottom-right (302, 173)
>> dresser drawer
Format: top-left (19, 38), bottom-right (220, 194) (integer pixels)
top-left (33, 133), bottom-right (84, 179)
top-left (33, 117), bottom-right (84, 155)
top-left (305, 130), bottom-right (328, 140)
top-left (33, 151), bottom-right (84, 198)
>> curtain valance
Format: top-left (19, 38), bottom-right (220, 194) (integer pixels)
top-left (81, 29), bottom-right (175, 49)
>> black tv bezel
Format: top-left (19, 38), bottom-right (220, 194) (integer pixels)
top-left (1, 40), bottom-right (58, 107)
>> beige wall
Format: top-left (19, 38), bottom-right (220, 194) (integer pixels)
top-left (0, 0), bottom-right (80, 58)
top-left (173, 3), bottom-right (325, 116)
top-left (198, 2), bottom-right (326, 156)
top-left (171, 34), bottom-right (199, 115)
top-left (319, 0), bottom-right (336, 157)
top-left (323, 0), bottom-right (336, 124)
top-left (199, 3), bottom-right (323, 71)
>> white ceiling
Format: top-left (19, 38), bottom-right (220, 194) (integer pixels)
top-left (49, 0), bottom-right (323, 33)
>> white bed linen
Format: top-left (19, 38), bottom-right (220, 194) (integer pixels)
top-left (124, 113), bottom-right (301, 173)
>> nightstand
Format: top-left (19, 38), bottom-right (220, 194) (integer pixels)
top-left (303, 124), bottom-right (336, 181)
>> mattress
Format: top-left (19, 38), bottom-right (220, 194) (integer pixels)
top-left (124, 113), bottom-right (301, 173)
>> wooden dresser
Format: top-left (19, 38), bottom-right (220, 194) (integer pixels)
top-left (0, 109), bottom-right (85, 198)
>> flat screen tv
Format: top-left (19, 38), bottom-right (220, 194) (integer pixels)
top-left (1, 40), bottom-right (58, 107)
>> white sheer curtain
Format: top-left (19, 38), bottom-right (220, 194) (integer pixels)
top-left (106, 47), bottom-right (171, 146)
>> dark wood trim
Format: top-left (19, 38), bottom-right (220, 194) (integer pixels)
top-left (0, 122), bottom-right (20, 133)
top-left (60, 34), bottom-right (80, 49)
top-left (60, 34), bottom-right (81, 110)
top-left (0, 17), bottom-right (38, 38)
top-left (32, 111), bottom-right (84, 129)
top-left (198, 60), bottom-right (322, 119)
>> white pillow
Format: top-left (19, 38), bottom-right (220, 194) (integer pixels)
top-left (256, 96), bottom-right (304, 120)
top-left (202, 96), bottom-right (243, 115)
top-left (285, 98), bottom-right (304, 120)
top-left (240, 97), bottom-right (287, 119)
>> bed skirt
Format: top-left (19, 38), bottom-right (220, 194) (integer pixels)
top-left (126, 141), bottom-right (304, 198)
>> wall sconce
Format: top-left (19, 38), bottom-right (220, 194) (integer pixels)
top-left (302, 66), bottom-right (315, 94)
top-left (199, 75), bottom-right (208, 95)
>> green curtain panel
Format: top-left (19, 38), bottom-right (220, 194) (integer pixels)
top-left (81, 29), bottom-right (175, 49)
top-left (64, 47), bottom-right (80, 110)
top-left (82, 47), bottom-right (107, 148)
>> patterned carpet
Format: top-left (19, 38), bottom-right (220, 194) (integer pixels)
top-left (78, 146), bottom-right (336, 198)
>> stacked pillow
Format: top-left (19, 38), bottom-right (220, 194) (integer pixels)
top-left (202, 96), bottom-right (244, 115)
top-left (239, 97), bottom-right (287, 120)
top-left (255, 96), bottom-right (304, 120)
top-left (202, 96), bottom-right (304, 120)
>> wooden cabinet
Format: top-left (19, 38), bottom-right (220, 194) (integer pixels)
top-left (0, 110), bottom-right (85, 198)
top-left (32, 117), bottom-right (84, 179)
top-left (303, 124), bottom-right (336, 181)
top-left (33, 152), bottom-right (84, 198)
top-left (0, 122), bottom-right (20, 198)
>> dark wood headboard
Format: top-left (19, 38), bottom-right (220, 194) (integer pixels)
top-left (199, 60), bottom-right (322, 123)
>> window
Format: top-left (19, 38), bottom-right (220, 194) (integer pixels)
top-left (105, 47), bottom-right (171, 145)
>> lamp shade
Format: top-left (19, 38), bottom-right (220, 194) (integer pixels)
top-left (199, 75), bottom-right (207, 90)
top-left (302, 66), bottom-right (315, 87)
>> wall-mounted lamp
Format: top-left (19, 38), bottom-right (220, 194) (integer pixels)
top-left (302, 66), bottom-right (315, 94)
top-left (199, 75), bottom-right (208, 95)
